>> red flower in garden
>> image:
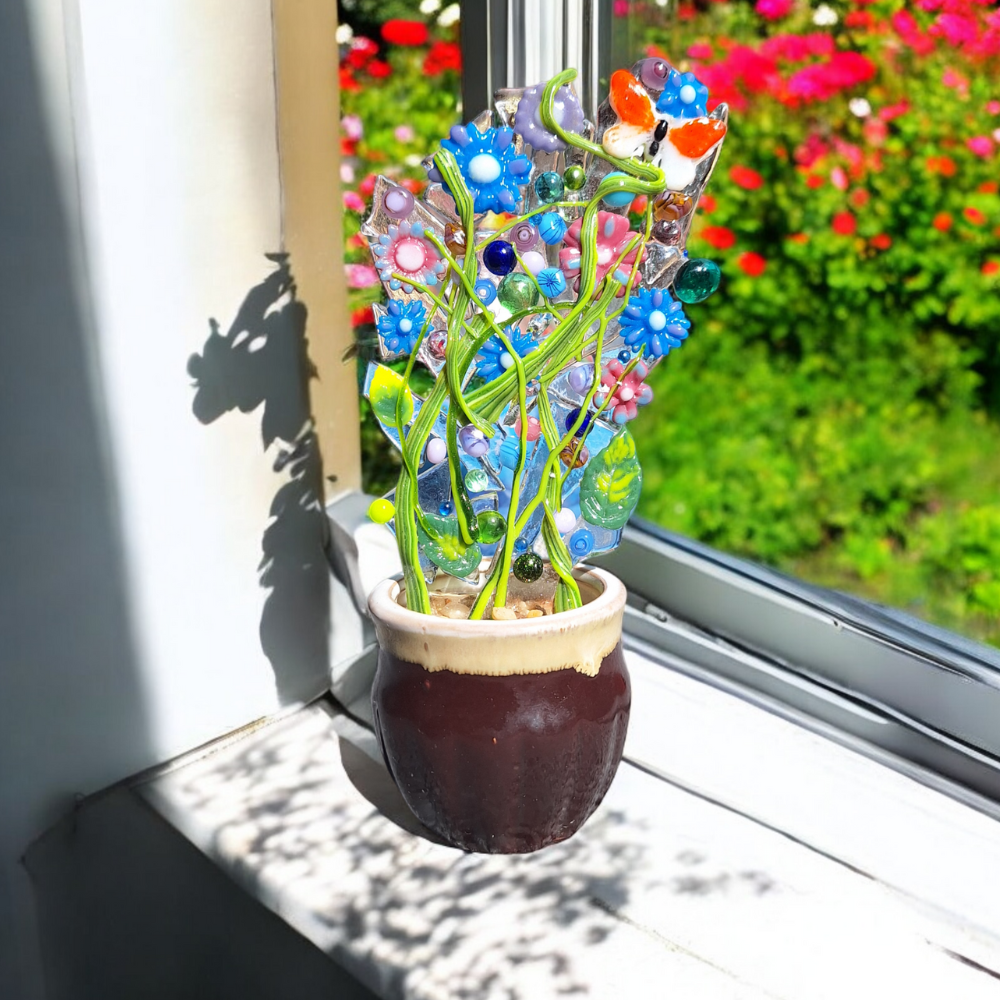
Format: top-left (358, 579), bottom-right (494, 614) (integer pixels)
top-left (926, 155), bottom-right (958, 176)
top-left (424, 41), bottom-right (462, 76)
top-left (878, 102), bottom-right (910, 122)
top-left (737, 251), bottom-right (767, 276)
top-left (700, 225), bottom-right (737, 249)
top-left (755, 0), bottom-right (792, 22)
top-left (871, 234), bottom-right (892, 250)
top-left (845, 11), bottom-right (874, 29)
top-left (786, 52), bottom-right (876, 103)
top-left (359, 173), bottom-right (377, 197)
top-left (983, 262), bottom-right (1000, 276)
top-left (832, 212), bottom-right (857, 235)
top-left (339, 66), bottom-right (361, 92)
top-left (381, 20), bottom-right (428, 46)
top-left (346, 37), bottom-right (378, 69)
top-left (699, 194), bottom-right (717, 213)
top-left (367, 60), bottom-right (392, 79)
top-left (730, 165), bottom-right (765, 189)
top-left (932, 212), bottom-right (953, 232)
top-left (979, 181), bottom-right (999, 194)
top-left (351, 304), bottom-right (375, 327)
top-left (787, 232), bottom-right (810, 243)
top-left (964, 207), bottom-right (987, 226)
top-left (687, 42), bottom-right (715, 60)
top-left (850, 188), bottom-right (870, 209)
top-left (805, 173), bottom-right (825, 189)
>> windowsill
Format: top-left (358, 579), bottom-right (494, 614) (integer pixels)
top-left (137, 642), bottom-right (1000, 999)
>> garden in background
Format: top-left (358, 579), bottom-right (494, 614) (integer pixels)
top-left (338, 0), bottom-right (1000, 646)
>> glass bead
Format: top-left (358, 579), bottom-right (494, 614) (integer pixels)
top-left (638, 58), bottom-right (670, 91)
top-left (554, 507), bottom-right (577, 534)
top-left (476, 510), bottom-right (506, 545)
top-left (382, 186), bottom-right (414, 220)
top-left (653, 191), bottom-right (694, 222)
top-left (368, 498), bottom-right (395, 524)
top-left (458, 424), bottom-right (489, 457)
top-left (569, 528), bottom-right (595, 558)
top-left (464, 469), bottom-right (489, 493)
top-left (521, 250), bottom-right (546, 276)
top-left (426, 329), bottom-right (448, 359)
top-left (514, 537), bottom-right (528, 552)
top-left (537, 212), bottom-right (568, 245)
top-left (537, 267), bottom-right (566, 298)
top-left (674, 258), bottom-right (721, 304)
top-left (483, 240), bottom-right (516, 276)
top-left (425, 438), bottom-right (447, 464)
top-left (497, 273), bottom-right (539, 311)
top-left (651, 219), bottom-right (683, 245)
top-left (565, 407), bottom-right (593, 433)
top-left (438, 500), bottom-right (454, 516)
top-left (563, 164), bottom-right (586, 191)
top-left (513, 552), bottom-right (543, 583)
top-left (512, 222), bottom-right (538, 251)
top-left (568, 364), bottom-right (594, 394)
top-left (601, 172), bottom-right (634, 208)
top-left (617, 349), bottom-right (632, 364)
top-left (535, 171), bottom-right (564, 204)
top-left (559, 440), bottom-right (589, 468)
top-left (513, 415), bottom-right (541, 441)
top-left (474, 277), bottom-right (497, 305)
top-left (444, 223), bottom-right (467, 257)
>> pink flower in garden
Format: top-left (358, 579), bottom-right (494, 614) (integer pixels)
top-left (942, 67), bottom-right (969, 93)
top-left (863, 119), bottom-right (889, 146)
top-left (987, 100), bottom-right (1000, 115)
top-left (596, 359), bottom-right (653, 424)
top-left (340, 163), bottom-right (355, 184)
top-left (343, 190), bottom-right (366, 212)
top-left (687, 42), bottom-right (714, 60)
top-left (967, 135), bottom-right (995, 157)
top-left (932, 13), bottom-right (980, 49)
top-left (559, 212), bottom-right (647, 296)
top-left (830, 166), bottom-right (849, 191)
top-left (341, 114), bottom-right (363, 142)
top-left (879, 102), bottom-right (910, 122)
top-left (394, 125), bottom-right (415, 143)
top-left (755, 0), bottom-right (793, 22)
top-left (345, 263), bottom-right (379, 288)
top-left (613, 0), bottom-right (630, 15)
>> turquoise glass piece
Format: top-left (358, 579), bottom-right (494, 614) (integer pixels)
top-left (537, 212), bottom-right (568, 245)
top-left (534, 171), bottom-right (564, 204)
top-left (673, 258), bottom-right (722, 304)
top-left (600, 172), bottom-right (634, 208)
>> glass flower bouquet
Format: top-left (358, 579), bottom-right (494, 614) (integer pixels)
top-left (362, 58), bottom-right (727, 621)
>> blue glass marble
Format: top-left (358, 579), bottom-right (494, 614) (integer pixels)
top-left (618, 349), bottom-right (632, 364)
top-left (601, 172), bottom-right (635, 208)
top-left (537, 212), bottom-right (568, 245)
top-left (514, 537), bottom-right (528, 552)
top-left (483, 240), bottom-right (517, 276)
top-left (537, 267), bottom-right (566, 298)
top-left (474, 277), bottom-right (497, 305)
top-left (565, 407), bottom-right (593, 434)
top-left (439, 501), bottom-right (454, 516)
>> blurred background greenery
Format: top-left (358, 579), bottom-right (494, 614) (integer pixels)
top-left (337, 0), bottom-right (1000, 646)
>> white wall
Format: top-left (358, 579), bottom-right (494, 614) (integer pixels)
top-left (1, 1), bottom-right (334, 995)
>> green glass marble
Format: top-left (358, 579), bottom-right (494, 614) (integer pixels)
top-left (497, 272), bottom-right (539, 311)
top-left (464, 469), bottom-right (488, 493)
top-left (513, 551), bottom-right (543, 583)
top-left (673, 258), bottom-right (721, 304)
top-left (476, 510), bottom-right (506, 544)
top-left (563, 164), bottom-right (586, 191)
top-left (534, 171), bottom-right (564, 204)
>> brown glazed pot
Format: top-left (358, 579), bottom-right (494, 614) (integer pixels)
top-left (368, 568), bottom-right (630, 854)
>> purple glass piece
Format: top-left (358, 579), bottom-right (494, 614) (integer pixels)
top-left (458, 424), bottom-right (489, 458)
top-left (383, 186), bottom-right (415, 220)
top-left (513, 82), bottom-right (585, 153)
top-left (637, 57), bottom-right (671, 92)
top-left (513, 222), bottom-right (538, 251)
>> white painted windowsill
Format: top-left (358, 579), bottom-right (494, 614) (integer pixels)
top-left (138, 645), bottom-right (1000, 1000)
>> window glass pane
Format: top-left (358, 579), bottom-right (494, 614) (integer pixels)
top-left (337, 0), bottom-right (463, 497)
top-left (612, 0), bottom-right (1000, 648)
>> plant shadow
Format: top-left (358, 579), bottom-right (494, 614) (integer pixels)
top-left (187, 254), bottom-right (330, 704)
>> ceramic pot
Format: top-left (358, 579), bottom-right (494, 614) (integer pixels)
top-left (368, 567), bottom-right (630, 853)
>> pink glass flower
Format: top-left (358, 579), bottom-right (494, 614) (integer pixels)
top-left (595, 358), bottom-right (653, 424)
top-left (559, 212), bottom-right (647, 296)
top-left (372, 220), bottom-right (447, 293)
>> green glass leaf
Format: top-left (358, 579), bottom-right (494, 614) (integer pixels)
top-left (579, 428), bottom-right (643, 530)
top-left (416, 511), bottom-right (482, 579)
top-left (367, 364), bottom-right (414, 426)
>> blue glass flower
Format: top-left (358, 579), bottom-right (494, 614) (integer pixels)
top-left (618, 287), bottom-right (691, 359)
top-left (475, 324), bottom-right (537, 382)
top-left (426, 124), bottom-right (532, 214)
top-left (655, 69), bottom-right (709, 119)
top-left (377, 300), bottom-right (426, 355)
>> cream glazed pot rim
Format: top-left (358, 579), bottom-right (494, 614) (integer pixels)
top-left (367, 567), bottom-right (626, 677)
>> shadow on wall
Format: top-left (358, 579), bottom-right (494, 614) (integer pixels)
top-left (188, 255), bottom-right (330, 704)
